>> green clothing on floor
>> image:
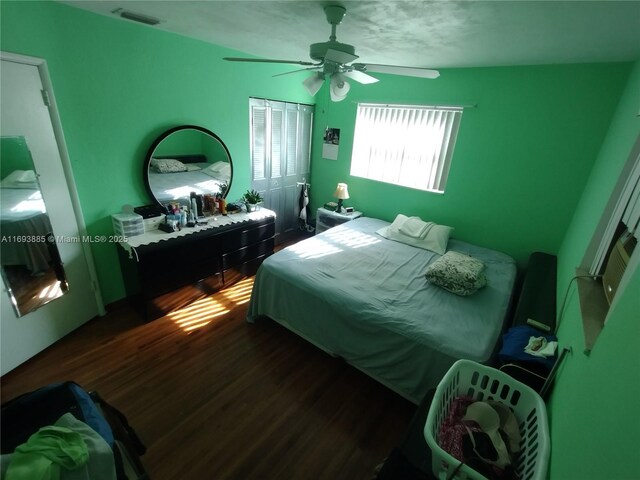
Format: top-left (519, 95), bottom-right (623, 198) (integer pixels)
top-left (5, 425), bottom-right (88, 480)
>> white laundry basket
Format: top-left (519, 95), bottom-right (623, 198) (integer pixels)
top-left (424, 359), bottom-right (549, 480)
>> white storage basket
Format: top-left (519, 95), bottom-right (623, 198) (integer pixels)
top-left (111, 212), bottom-right (144, 238)
top-left (424, 359), bottom-right (549, 480)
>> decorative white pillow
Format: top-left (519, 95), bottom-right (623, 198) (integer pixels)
top-left (150, 158), bottom-right (187, 173)
top-left (425, 251), bottom-right (487, 296)
top-left (377, 214), bottom-right (453, 255)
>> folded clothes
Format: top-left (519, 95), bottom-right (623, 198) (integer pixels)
top-left (398, 216), bottom-right (431, 238)
top-left (499, 326), bottom-right (558, 370)
top-left (524, 337), bottom-right (557, 358)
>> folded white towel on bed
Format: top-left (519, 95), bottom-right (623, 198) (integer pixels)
top-left (399, 216), bottom-right (430, 238)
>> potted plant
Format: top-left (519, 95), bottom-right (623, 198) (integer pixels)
top-left (242, 189), bottom-right (263, 212)
top-left (217, 182), bottom-right (228, 198)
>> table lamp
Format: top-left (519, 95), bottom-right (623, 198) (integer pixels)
top-left (333, 183), bottom-right (349, 213)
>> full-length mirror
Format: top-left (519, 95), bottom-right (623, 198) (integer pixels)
top-left (0, 136), bottom-right (68, 316)
top-left (144, 125), bottom-right (233, 208)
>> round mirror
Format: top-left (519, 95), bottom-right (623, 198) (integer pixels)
top-left (143, 125), bottom-right (233, 208)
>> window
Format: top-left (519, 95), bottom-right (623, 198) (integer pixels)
top-left (350, 103), bottom-right (463, 193)
top-left (588, 147), bottom-right (640, 277)
top-left (574, 139), bottom-right (639, 352)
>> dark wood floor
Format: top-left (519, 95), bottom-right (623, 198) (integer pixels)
top-left (1, 271), bottom-right (416, 479)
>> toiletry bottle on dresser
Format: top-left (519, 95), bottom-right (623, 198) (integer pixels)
top-left (191, 197), bottom-right (198, 220)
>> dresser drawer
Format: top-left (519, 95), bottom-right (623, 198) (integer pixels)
top-left (117, 212), bottom-right (276, 321)
top-left (222, 238), bottom-right (274, 270)
top-left (221, 220), bottom-right (275, 253)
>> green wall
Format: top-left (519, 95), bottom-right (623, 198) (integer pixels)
top-left (0, 1), bottom-right (313, 304)
top-left (0, 136), bottom-right (34, 179)
top-left (309, 63), bottom-right (631, 268)
top-left (548, 61), bottom-right (640, 479)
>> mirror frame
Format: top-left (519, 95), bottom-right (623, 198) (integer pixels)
top-left (143, 125), bottom-right (233, 207)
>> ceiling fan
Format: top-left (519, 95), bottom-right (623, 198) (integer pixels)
top-left (223, 5), bottom-right (440, 102)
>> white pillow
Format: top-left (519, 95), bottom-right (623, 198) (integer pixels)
top-left (377, 214), bottom-right (453, 255)
top-left (1, 170), bottom-right (38, 188)
top-left (17, 170), bottom-right (36, 182)
top-left (204, 161), bottom-right (231, 178)
top-left (207, 161), bottom-right (229, 172)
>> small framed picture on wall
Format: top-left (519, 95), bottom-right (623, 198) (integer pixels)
top-left (323, 127), bottom-right (340, 160)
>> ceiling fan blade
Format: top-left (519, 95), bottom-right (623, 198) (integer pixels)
top-left (324, 49), bottom-right (358, 65)
top-left (353, 63), bottom-right (440, 79)
top-left (223, 57), bottom-right (319, 66)
top-left (273, 66), bottom-right (322, 78)
top-left (342, 69), bottom-right (379, 85)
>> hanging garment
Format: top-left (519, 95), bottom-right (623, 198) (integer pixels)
top-left (299, 184), bottom-right (309, 222)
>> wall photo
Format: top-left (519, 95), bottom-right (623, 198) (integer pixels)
top-left (322, 127), bottom-right (340, 160)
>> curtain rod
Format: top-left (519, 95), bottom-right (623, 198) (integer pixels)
top-left (249, 96), bottom-right (315, 108)
top-left (355, 102), bottom-right (477, 109)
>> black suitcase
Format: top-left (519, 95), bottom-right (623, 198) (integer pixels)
top-left (1, 381), bottom-right (148, 480)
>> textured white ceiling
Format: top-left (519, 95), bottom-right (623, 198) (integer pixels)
top-left (62, 1), bottom-right (640, 69)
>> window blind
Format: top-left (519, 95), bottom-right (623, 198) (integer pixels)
top-left (590, 151), bottom-right (640, 274)
top-left (621, 175), bottom-right (640, 238)
top-left (350, 104), bottom-right (463, 192)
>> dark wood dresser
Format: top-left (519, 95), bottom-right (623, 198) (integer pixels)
top-left (117, 211), bottom-right (275, 320)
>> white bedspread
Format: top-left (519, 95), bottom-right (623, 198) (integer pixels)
top-left (247, 217), bottom-right (516, 402)
top-left (0, 187), bottom-right (52, 273)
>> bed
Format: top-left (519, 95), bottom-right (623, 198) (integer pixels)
top-left (0, 179), bottom-right (52, 275)
top-left (247, 216), bottom-right (517, 403)
top-left (147, 156), bottom-right (231, 206)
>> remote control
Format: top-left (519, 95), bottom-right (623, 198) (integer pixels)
top-left (526, 318), bottom-right (551, 332)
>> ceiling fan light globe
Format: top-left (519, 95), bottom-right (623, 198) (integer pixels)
top-left (303, 73), bottom-right (324, 96)
top-left (330, 74), bottom-right (350, 102)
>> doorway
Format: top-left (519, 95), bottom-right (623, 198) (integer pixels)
top-left (1, 52), bottom-right (103, 375)
top-left (249, 98), bottom-right (313, 243)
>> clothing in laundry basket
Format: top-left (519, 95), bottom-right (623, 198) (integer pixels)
top-left (438, 396), bottom-right (519, 479)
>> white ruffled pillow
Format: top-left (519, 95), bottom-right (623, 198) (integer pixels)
top-left (425, 251), bottom-right (487, 296)
top-left (377, 214), bottom-right (453, 255)
top-left (150, 158), bottom-right (187, 173)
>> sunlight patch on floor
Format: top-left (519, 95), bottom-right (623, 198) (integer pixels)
top-left (221, 277), bottom-right (254, 305)
top-left (169, 297), bottom-right (229, 332)
top-left (37, 280), bottom-right (63, 300)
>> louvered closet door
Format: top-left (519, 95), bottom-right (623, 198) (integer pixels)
top-left (250, 98), bottom-right (313, 241)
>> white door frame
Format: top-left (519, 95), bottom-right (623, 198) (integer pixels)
top-left (1, 50), bottom-right (105, 315)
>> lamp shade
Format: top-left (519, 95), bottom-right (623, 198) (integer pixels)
top-left (303, 73), bottom-right (324, 96)
top-left (330, 74), bottom-right (350, 102)
top-left (333, 183), bottom-right (350, 200)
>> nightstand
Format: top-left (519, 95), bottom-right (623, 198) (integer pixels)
top-left (316, 208), bottom-right (363, 234)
